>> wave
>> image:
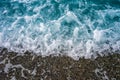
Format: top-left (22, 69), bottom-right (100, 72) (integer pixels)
top-left (0, 0), bottom-right (120, 59)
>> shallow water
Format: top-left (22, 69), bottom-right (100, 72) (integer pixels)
top-left (0, 0), bottom-right (120, 59)
top-left (0, 51), bottom-right (120, 79)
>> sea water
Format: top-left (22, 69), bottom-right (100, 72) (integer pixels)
top-left (0, 0), bottom-right (120, 59)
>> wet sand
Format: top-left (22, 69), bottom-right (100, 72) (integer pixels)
top-left (0, 48), bottom-right (120, 80)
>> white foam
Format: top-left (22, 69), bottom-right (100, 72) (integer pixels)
top-left (11, 76), bottom-right (16, 80)
top-left (0, 33), bottom-right (2, 45)
top-left (0, 1), bottom-right (120, 60)
top-left (31, 67), bottom-right (37, 76)
top-left (95, 68), bottom-right (109, 80)
top-left (4, 61), bottom-right (12, 73)
top-left (86, 40), bottom-right (94, 54)
top-left (93, 29), bottom-right (103, 42)
top-left (73, 27), bottom-right (79, 38)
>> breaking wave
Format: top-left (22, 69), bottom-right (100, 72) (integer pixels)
top-left (0, 0), bottom-right (120, 59)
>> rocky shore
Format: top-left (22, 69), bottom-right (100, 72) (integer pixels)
top-left (0, 48), bottom-right (120, 80)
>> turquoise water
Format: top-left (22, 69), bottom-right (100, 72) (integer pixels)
top-left (0, 0), bottom-right (120, 59)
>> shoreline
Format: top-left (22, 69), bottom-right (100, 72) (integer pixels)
top-left (0, 48), bottom-right (120, 80)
